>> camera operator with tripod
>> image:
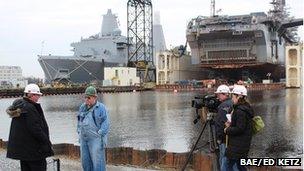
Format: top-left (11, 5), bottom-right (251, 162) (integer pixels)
top-left (214, 85), bottom-right (233, 171)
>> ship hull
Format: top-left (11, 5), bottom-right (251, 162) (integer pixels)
top-left (199, 63), bottom-right (285, 83)
top-left (185, 11), bottom-right (292, 82)
top-left (38, 56), bottom-right (118, 83)
top-left (37, 9), bottom-right (129, 84)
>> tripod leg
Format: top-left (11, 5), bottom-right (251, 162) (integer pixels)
top-left (208, 122), bottom-right (220, 171)
top-left (209, 122), bottom-right (217, 152)
top-left (209, 122), bottom-right (220, 171)
top-left (212, 124), bottom-right (218, 151)
top-left (180, 120), bottom-right (209, 171)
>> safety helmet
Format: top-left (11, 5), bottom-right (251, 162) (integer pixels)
top-left (85, 86), bottom-right (97, 96)
top-left (215, 85), bottom-right (230, 94)
top-left (231, 85), bottom-right (247, 96)
top-left (24, 84), bottom-right (42, 95)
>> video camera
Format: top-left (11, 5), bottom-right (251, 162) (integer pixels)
top-left (182, 94), bottom-right (221, 170)
top-left (191, 94), bottom-right (220, 113)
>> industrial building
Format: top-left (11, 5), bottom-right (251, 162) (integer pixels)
top-left (156, 49), bottom-right (204, 85)
top-left (103, 67), bottom-right (140, 86)
top-left (0, 66), bottom-right (28, 88)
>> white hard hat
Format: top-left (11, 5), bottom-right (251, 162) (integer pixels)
top-left (215, 85), bottom-right (230, 94)
top-left (231, 85), bottom-right (247, 96)
top-left (24, 84), bottom-right (42, 95)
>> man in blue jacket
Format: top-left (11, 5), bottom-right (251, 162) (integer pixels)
top-left (77, 86), bottom-right (110, 171)
top-left (214, 84), bottom-right (233, 171)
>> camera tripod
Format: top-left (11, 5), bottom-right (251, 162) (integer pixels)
top-left (180, 110), bottom-right (218, 171)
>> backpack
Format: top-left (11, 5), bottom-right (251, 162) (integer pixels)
top-left (252, 115), bottom-right (265, 135)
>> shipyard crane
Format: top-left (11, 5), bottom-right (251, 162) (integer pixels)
top-left (267, 0), bottom-right (303, 44)
top-left (127, 0), bottom-right (155, 83)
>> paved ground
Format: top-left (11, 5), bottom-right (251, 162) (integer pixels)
top-left (0, 149), bottom-right (157, 171)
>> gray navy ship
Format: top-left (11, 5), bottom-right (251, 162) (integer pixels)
top-left (186, 0), bottom-right (302, 82)
top-left (38, 9), bottom-right (128, 83)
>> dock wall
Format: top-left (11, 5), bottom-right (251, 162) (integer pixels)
top-left (0, 86), bottom-right (150, 98)
top-left (155, 83), bottom-right (285, 91)
top-left (0, 139), bottom-right (299, 171)
top-left (0, 83), bottom-right (286, 98)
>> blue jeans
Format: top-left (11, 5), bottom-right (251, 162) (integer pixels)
top-left (78, 105), bottom-right (107, 171)
top-left (219, 143), bottom-right (228, 171)
top-left (80, 136), bottom-right (106, 171)
top-left (219, 143), bottom-right (238, 171)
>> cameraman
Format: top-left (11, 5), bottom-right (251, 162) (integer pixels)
top-left (214, 84), bottom-right (233, 171)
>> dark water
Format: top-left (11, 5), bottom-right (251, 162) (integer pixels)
top-left (0, 89), bottom-right (302, 158)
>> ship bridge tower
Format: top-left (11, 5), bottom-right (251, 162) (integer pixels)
top-left (101, 9), bottom-right (120, 36)
top-left (127, 0), bottom-right (155, 83)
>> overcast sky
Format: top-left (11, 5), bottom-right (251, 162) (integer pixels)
top-left (0, 0), bottom-right (303, 78)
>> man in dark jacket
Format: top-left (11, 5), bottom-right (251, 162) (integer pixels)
top-left (214, 84), bottom-right (233, 171)
top-left (6, 84), bottom-right (54, 171)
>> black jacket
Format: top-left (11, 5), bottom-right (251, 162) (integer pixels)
top-left (225, 102), bottom-right (254, 159)
top-left (6, 97), bottom-right (54, 161)
top-left (214, 98), bottom-right (233, 143)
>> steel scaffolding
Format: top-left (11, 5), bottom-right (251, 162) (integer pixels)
top-left (127, 0), bottom-right (155, 82)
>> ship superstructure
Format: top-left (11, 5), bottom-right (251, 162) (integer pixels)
top-left (186, 0), bottom-right (302, 82)
top-left (38, 9), bottom-right (128, 83)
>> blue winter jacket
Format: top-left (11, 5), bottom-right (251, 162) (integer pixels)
top-left (214, 98), bottom-right (233, 143)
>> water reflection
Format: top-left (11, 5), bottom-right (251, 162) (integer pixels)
top-left (249, 89), bottom-right (303, 158)
top-left (102, 91), bottom-right (199, 152)
top-left (0, 89), bottom-right (302, 157)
